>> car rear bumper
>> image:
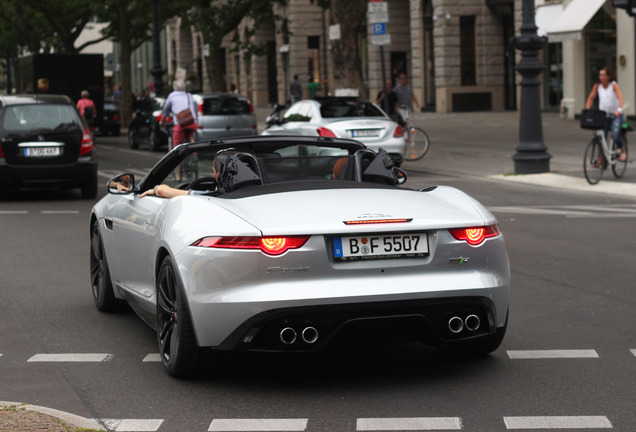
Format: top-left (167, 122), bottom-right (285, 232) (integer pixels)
top-left (0, 156), bottom-right (97, 188)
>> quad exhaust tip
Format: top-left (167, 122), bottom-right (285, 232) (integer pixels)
top-left (280, 327), bottom-right (297, 344)
top-left (448, 314), bottom-right (481, 334)
top-left (301, 326), bottom-right (319, 344)
top-left (280, 326), bottom-right (319, 345)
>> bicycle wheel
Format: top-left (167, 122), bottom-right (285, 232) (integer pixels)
top-left (404, 126), bottom-right (431, 161)
top-left (583, 137), bottom-right (605, 185)
top-left (611, 133), bottom-right (628, 178)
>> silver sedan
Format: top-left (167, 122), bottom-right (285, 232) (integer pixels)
top-left (90, 136), bottom-right (509, 378)
top-left (261, 98), bottom-right (407, 164)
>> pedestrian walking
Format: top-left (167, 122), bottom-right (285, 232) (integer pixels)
top-left (76, 90), bottom-right (96, 126)
top-left (290, 75), bottom-right (303, 103)
top-left (376, 79), bottom-right (398, 116)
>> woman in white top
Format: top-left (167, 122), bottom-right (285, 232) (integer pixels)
top-left (585, 67), bottom-right (627, 161)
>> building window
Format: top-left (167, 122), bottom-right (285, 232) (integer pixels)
top-left (307, 36), bottom-right (321, 82)
top-left (460, 16), bottom-right (476, 86)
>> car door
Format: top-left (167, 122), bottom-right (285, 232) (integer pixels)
top-left (109, 193), bottom-right (164, 299)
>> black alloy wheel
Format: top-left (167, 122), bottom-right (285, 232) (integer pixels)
top-left (90, 222), bottom-right (119, 311)
top-left (156, 255), bottom-right (205, 378)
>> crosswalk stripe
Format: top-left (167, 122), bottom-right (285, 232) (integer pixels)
top-left (503, 416), bottom-right (612, 429)
top-left (40, 210), bottom-right (80, 214)
top-left (27, 353), bottom-right (113, 362)
top-left (631, 349), bottom-right (636, 357)
top-left (101, 418), bottom-right (164, 431)
top-left (0, 211), bottom-right (28, 214)
top-left (143, 353), bottom-right (161, 362)
top-left (507, 350), bottom-right (599, 359)
top-left (208, 419), bottom-right (308, 431)
top-left (357, 417), bottom-right (462, 430)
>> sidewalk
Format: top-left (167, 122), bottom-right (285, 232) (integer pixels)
top-left (256, 107), bottom-right (636, 199)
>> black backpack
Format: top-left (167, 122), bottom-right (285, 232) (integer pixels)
top-left (83, 106), bottom-right (94, 119)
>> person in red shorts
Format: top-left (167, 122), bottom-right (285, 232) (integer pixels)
top-left (161, 80), bottom-right (198, 146)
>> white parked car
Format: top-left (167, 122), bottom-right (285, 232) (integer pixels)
top-left (262, 97), bottom-right (407, 165)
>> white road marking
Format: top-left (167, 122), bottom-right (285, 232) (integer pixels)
top-left (0, 210), bottom-right (28, 214)
top-left (98, 168), bottom-right (150, 179)
top-left (101, 418), bottom-right (164, 431)
top-left (507, 350), bottom-right (599, 359)
top-left (142, 353), bottom-right (161, 362)
top-left (504, 416), bottom-right (612, 429)
top-left (631, 349), bottom-right (636, 357)
top-left (27, 353), bottom-right (113, 362)
top-left (40, 210), bottom-right (80, 214)
top-left (208, 418), bottom-right (308, 431)
top-left (357, 417), bottom-right (462, 430)
top-left (490, 204), bottom-right (636, 218)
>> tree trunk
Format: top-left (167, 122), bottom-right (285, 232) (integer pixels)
top-left (329, 0), bottom-right (367, 97)
top-left (205, 48), bottom-right (227, 92)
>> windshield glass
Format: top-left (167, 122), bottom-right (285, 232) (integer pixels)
top-left (160, 144), bottom-right (351, 190)
top-left (2, 104), bottom-right (81, 133)
top-left (319, 99), bottom-right (384, 118)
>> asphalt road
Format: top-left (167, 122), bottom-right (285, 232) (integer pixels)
top-left (1, 121), bottom-right (635, 431)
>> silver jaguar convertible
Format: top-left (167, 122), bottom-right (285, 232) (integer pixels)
top-left (90, 135), bottom-right (510, 377)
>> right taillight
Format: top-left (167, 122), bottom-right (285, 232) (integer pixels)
top-left (393, 124), bottom-right (404, 137)
top-left (449, 224), bottom-right (500, 246)
top-left (79, 128), bottom-right (94, 156)
top-left (0, 144), bottom-right (3, 158)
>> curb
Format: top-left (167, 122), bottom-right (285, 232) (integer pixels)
top-left (0, 401), bottom-right (104, 431)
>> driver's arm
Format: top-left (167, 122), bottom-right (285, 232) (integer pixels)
top-left (139, 184), bottom-right (188, 198)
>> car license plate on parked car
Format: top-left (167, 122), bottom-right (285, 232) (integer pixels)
top-left (333, 233), bottom-right (428, 260)
top-left (23, 146), bottom-right (61, 157)
top-left (350, 129), bottom-right (380, 138)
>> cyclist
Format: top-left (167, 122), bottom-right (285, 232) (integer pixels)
top-left (394, 73), bottom-right (420, 120)
top-left (161, 80), bottom-right (198, 147)
top-left (585, 67), bottom-right (626, 162)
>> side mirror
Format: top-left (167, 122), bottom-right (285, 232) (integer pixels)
top-left (393, 167), bottom-right (407, 185)
top-left (108, 173), bottom-right (135, 194)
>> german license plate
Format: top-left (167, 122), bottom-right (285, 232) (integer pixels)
top-left (333, 233), bottom-right (428, 261)
top-left (351, 129), bottom-right (380, 138)
top-left (24, 147), bottom-right (61, 157)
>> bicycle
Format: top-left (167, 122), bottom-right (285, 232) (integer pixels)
top-left (397, 104), bottom-right (431, 162)
top-left (583, 115), bottom-right (630, 185)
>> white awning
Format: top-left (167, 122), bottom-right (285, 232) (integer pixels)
top-left (536, 3), bottom-right (563, 38)
top-left (547, 0), bottom-right (606, 42)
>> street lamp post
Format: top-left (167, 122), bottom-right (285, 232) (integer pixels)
top-left (512, 0), bottom-right (551, 174)
top-left (151, 0), bottom-right (164, 97)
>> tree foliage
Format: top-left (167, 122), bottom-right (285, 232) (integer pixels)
top-left (185, 0), bottom-right (286, 92)
top-left (314, 0), bottom-right (367, 97)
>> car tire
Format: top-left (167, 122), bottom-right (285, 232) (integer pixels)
top-left (128, 129), bottom-right (139, 149)
top-left (81, 175), bottom-right (98, 199)
top-left (90, 221), bottom-right (120, 312)
top-left (156, 255), bottom-right (208, 378)
top-left (149, 129), bottom-right (160, 152)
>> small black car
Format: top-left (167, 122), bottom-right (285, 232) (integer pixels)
top-left (128, 96), bottom-right (172, 152)
top-left (100, 101), bottom-right (121, 136)
top-left (0, 94), bottom-right (98, 198)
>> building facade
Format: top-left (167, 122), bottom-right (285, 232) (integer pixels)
top-left (158, 0), bottom-right (634, 119)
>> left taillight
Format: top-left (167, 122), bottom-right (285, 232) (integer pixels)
top-left (317, 127), bottom-right (337, 138)
top-left (448, 224), bottom-right (500, 246)
top-left (0, 144), bottom-right (4, 158)
top-left (79, 128), bottom-right (94, 156)
top-left (192, 236), bottom-right (310, 256)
